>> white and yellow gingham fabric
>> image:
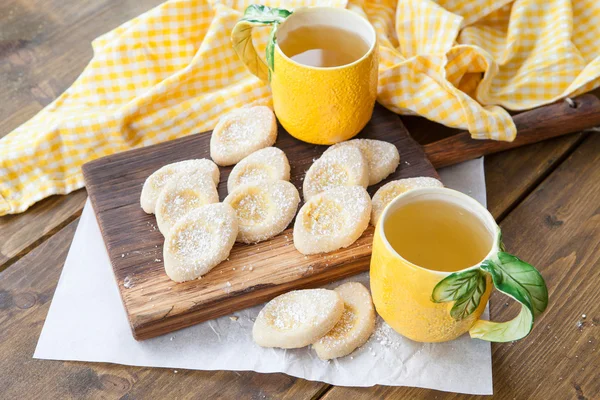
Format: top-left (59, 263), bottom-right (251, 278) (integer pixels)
top-left (1, 0), bottom-right (600, 215)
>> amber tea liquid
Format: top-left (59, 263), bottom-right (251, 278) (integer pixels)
top-left (278, 25), bottom-right (370, 68)
top-left (384, 199), bottom-right (492, 272)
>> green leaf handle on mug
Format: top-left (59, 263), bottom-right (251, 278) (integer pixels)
top-left (231, 5), bottom-right (293, 81)
top-left (432, 231), bottom-right (548, 342)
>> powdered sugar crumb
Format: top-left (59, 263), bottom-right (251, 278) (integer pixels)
top-left (374, 319), bottom-right (403, 351)
top-left (123, 276), bottom-right (133, 289)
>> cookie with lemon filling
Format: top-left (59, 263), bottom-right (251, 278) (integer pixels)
top-left (253, 289), bottom-right (344, 349)
top-left (313, 282), bottom-right (376, 360)
top-left (155, 172), bottom-right (219, 236)
top-left (227, 147), bottom-right (290, 193)
top-left (210, 106), bottom-right (277, 166)
top-left (224, 180), bottom-right (300, 244)
top-left (140, 159), bottom-right (219, 214)
top-left (324, 139), bottom-right (400, 186)
top-left (303, 146), bottom-right (369, 200)
top-left (163, 203), bottom-right (238, 282)
top-left (294, 186), bottom-right (371, 255)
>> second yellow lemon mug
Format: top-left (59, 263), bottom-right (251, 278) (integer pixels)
top-left (370, 187), bottom-right (549, 343)
top-left (232, 5), bottom-right (378, 145)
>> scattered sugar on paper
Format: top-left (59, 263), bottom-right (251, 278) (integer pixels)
top-left (374, 319), bottom-right (403, 351)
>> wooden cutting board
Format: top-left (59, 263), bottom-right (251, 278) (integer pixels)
top-left (82, 104), bottom-right (438, 340)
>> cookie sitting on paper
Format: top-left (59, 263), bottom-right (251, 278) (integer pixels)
top-left (253, 289), bottom-right (344, 349)
top-left (313, 282), bottom-right (376, 360)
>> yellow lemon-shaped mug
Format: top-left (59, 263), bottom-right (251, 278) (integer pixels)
top-left (232, 5), bottom-right (378, 145)
top-left (370, 187), bottom-right (549, 343)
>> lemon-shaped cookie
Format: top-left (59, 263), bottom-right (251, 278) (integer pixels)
top-left (371, 177), bottom-right (443, 225)
top-left (210, 106), bottom-right (277, 166)
top-left (224, 180), bottom-right (300, 244)
top-left (227, 147), bottom-right (290, 193)
top-left (253, 289), bottom-right (344, 349)
top-left (303, 146), bottom-right (369, 200)
top-left (163, 203), bottom-right (238, 282)
top-left (140, 159), bottom-right (219, 214)
top-left (155, 172), bottom-right (219, 236)
top-left (312, 282), bottom-right (376, 360)
top-left (324, 139), bottom-right (400, 186)
top-left (294, 186), bottom-right (371, 255)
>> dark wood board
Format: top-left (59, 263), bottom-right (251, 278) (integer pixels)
top-left (82, 104), bottom-right (438, 340)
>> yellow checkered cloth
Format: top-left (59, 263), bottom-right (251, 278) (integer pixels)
top-left (1, 0), bottom-right (599, 215)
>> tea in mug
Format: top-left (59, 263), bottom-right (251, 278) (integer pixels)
top-left (383, 199), bottom-right (492, 272)
top-left (278, 25), bottom-right (370, 68)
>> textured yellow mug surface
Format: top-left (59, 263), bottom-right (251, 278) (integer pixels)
top-left (232, 6), bottom-right (378, 145)
top-left (370, 187), bottom-right (548, 343)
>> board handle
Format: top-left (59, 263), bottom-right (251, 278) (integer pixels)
top-left (423, 94), bottom-right (600, 169)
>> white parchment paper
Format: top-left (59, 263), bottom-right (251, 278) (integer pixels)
top-left (34, 158), bottom-right (492, 395)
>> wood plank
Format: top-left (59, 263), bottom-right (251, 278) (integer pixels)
top-left (0, 189), bottom-right (87, 272)
top-left (422, 94), bottom-right (600, 169)
top-left (485, 133), bottom-right (585, 219)
top-left (320, 133), bottom-right (600, 400)
top-left (0, 0), bottom-right (164, 137)
top-left (0, 219), bottom-right (328, 400)
top-left (82, 105), bottom-right (438, 340)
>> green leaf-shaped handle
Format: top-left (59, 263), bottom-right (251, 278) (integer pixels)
top-left (432, 230), bottom-right (549, 342)
top-left (470, 253), bottom-right (548, 342)
top-left (483, 252), bottom-right (548, 318)
top-left (231, 5), bottom-right (292, 82)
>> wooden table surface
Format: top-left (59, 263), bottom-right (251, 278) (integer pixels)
top-left (1, 1), bottom-right (598, 399)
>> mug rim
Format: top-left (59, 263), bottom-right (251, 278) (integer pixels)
top-left (275, 6), bottom-right (377, 71)
top-left (377, 186), bottom-right (500, 277)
